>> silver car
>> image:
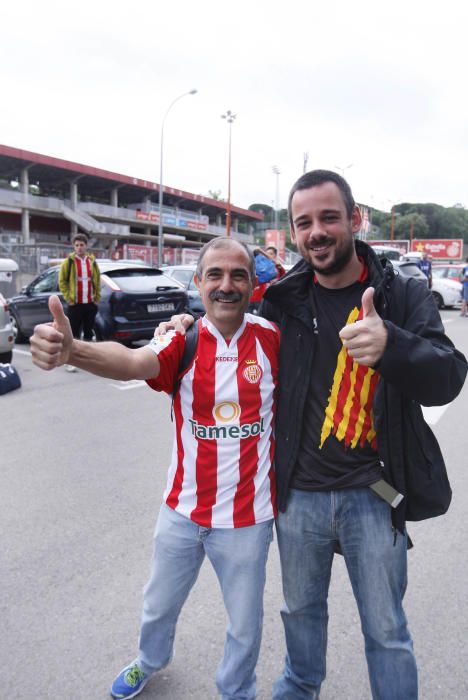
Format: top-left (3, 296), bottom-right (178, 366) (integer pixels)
top-left (0, 258), bottom-right (19, 363)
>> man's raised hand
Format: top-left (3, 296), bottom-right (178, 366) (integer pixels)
top-left (339, 287), bottom-right (388, 367)
top-left (29, 295), bottom-right (73, 370)
top-left (154, 313), bottom-right (195, 337)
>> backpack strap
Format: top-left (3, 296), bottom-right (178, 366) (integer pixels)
top-left (170, 320), bottom-right (200, 417)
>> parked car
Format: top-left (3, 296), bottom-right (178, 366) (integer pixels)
top-left (370, 245), bottom-right (402, 261)
top-left (390, 260), bottom-right (429, 286)
top-left (163, 265), bottom-right (205, 315)
top-left (431, 263), bottom-right (463, 309)
top-left (8, 261), bottom-right (190, 344)
top-left (400, 251), bottom-right (423, 262)
top-left (0, 292), bottom-right (15, 363)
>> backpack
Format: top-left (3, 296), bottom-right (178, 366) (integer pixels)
top-left (172, 321), bottom-right (199, 399)
top-left (0, 363), bottom-right (21, 395)
top-left (255, 255), bottom-right (277, 283)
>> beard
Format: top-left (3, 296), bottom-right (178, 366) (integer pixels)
top-left (305, 233), bottom-right (355, 277)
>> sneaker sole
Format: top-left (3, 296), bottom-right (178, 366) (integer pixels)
top-left (110, 675), bottom-right (149, 699)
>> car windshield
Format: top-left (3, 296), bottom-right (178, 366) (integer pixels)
top-left (398, 263), bottom-right (423, 276)
top-left (102, 269), bottom-right (181, 292)
top-left (170, 270), bottom-right (193, 287)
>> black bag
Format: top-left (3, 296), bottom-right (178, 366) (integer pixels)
top-left (0, 363), bottom-right (21, 395)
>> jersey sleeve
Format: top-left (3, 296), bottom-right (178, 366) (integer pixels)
top-left (145, 330), bottom-right (186, 394)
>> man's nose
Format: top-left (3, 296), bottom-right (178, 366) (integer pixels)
top-left (219, 273), bottom-right (234, 291)
top-left (309, 219), bottom-right (326, 238)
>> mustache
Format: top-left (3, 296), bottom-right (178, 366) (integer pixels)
top-left (209, 291), bottom-right (242, 302)
top-left (306, 235), bottom-right (334, 248)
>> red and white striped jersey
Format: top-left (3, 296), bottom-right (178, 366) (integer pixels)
top-left (147, 314), bottom-right (280, 528)
top-left (74, 256), bottom-right (93, 304)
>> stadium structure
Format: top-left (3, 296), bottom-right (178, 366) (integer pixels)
top-left (0, 144), bottom-right (262, 268)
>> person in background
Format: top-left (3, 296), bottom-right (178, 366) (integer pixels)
top-left (460, 255), bottom-right (468, 317)
top-left (248, 248), bottom-right (278, 314)
top-left (417, 251), bottom-right (432, 288)
top-left (58, 233), bottom-right (101, 371)
top-left (265, 245), bottom-right (286, 279)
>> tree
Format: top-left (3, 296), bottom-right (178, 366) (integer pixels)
top-left (208, 189), bottom-right (224, 201)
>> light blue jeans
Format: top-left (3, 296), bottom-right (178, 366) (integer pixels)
top-left (137, 503), bottom-right (273, 699)
top-left (272, 488), bottom-right (418, 700)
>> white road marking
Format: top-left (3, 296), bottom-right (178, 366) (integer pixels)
top-left (422, 404), bottom-right (450, 425)
top-left (13, 347), bottom-right (32, 356)
top-left (110, 380), bottom-right (146, 390)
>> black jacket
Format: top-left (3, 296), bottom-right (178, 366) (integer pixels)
top-left (261, 241), bottom-right (467, 532)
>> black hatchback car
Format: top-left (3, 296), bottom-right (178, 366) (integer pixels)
top-left (8, 261), bottom-right (189, 344)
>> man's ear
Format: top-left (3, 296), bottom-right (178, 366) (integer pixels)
top-left (351, 205), bottom-right (362, 233)
top-left (194, 274), bottom-right (201, 290)
top-left (290, 225), bottom-right (297, 245)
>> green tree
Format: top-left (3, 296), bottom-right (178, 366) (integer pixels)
top-left (208, 189), bottom-right (224, 201)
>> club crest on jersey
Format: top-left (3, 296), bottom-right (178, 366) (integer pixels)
top-left (243, 361), bottom-right (262, 384)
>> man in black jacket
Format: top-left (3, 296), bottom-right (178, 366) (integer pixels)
top-left (261, 170), bottom-right (467, 700)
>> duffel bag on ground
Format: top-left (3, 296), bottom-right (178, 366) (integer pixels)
top-left (0, 363), bottom-right (21, 395)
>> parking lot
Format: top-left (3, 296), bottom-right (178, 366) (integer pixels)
top-left (2, 311), bottom-right (468, 699)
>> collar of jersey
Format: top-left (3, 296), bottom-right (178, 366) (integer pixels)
top-left (201, 314), bottom-right (247, 349)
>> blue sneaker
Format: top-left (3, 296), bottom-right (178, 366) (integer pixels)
top-left (110, 663), bottom-right (149, 699)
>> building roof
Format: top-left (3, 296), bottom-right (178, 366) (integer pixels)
top-left (0, 144), bottom-right (263, 222)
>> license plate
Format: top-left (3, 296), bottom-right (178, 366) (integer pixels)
top-left (147, 302), bottom-right (175, 313)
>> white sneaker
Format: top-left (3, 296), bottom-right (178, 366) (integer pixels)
top-left (65, 364), bottom-right (77, 373)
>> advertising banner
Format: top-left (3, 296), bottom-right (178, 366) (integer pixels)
top-left (265, 229), bottom-right (287, 261)
top-left (411, 239), bottom-right (463, 259)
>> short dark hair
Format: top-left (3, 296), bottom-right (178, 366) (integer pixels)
top-left (196, 237), bottom-right (256, 282)
top-left (265, 245), bottom-right (277, 255)
top-left (72, 233), bottom-right (89, 245)
top-left (288, 169), bottom-right (356, 228)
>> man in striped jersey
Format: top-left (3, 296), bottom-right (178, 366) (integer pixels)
top-left (58, 233), bottom-right (101, 371)
top-left (30, 237), bottom-right (280, 700)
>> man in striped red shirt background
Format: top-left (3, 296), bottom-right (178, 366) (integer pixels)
top-left (58, 233), bottom-right (101, 371)
top-left (30, 237), bottom-right (280, 700)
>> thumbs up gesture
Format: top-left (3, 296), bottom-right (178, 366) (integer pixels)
top-left (30, 295), bottom-right (73, 370)
top-left (338, 287), bottom-right (388, 367)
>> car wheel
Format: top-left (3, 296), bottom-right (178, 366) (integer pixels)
top-left (0, 350), bottom-right (13, 363)
top-left (10, 312), bottom-right (27, 343)
top-left (432, 292), bottom-right (444, 310)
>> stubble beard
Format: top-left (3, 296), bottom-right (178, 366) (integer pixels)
top-left (305, 233), bottom-right (355, 276)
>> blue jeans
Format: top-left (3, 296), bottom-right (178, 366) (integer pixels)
top-left (272, 488), bottom-right (418, 700)
top-left (137, 503), bottom-right (273, 699)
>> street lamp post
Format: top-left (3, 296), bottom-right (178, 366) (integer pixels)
top-left (158, 89), bottom-right (197, 267)
top-left (221, 110), bottom-right (236, 237)
top-left (272, 165), bottom-right (280, 229)
top-left (390, 206), bottom-right (396, 241)
top-left (335, 163), bottom-right (353, 178)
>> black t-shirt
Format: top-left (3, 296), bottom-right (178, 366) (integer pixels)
top-left (291, 277), bottom-right (382, 491)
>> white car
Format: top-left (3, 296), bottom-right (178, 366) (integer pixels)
top-left (0, 292), bottom-right (15, 363)
top-left (431, 264), bottom-right (463, 309)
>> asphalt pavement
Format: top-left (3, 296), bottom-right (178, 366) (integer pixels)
top-left (2, 310), bottom-right (468, 699)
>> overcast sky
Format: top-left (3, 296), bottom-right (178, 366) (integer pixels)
top-left (1, 1), bottom-right (467, 213)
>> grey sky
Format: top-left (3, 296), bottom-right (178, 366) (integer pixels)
top-left (1, 0), bottom-right (467, 212)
